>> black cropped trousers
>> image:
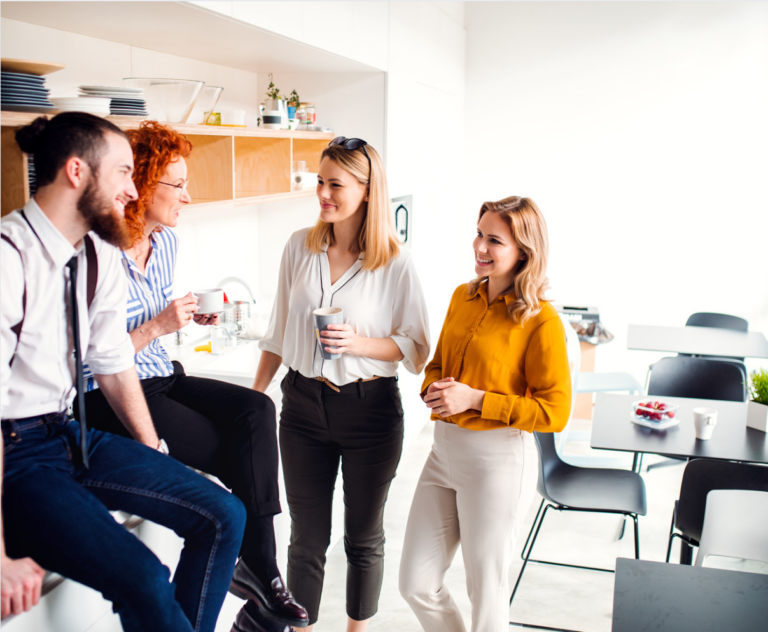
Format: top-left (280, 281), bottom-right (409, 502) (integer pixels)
top-left (84, 361), bottom-right (281, 580)
top-left (280, 369), bottom-right (404, 624)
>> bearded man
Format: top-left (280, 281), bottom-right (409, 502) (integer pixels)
top-left (0, 113), bottom-right (246, 632)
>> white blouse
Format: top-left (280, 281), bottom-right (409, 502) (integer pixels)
top-left (259, 228), bottom-right (431, 386)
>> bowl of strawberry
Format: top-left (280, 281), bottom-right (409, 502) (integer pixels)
top-left (633, 400), bottom-right (679, 423)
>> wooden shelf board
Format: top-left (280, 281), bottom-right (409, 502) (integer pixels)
top-left (0, 112), bottom-right (334, 140)
top-left (235, 190), bottom-right (317, 205)
top-left (182, 190), bottom-right (317, 212)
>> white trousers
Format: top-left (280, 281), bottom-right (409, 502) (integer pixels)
top-left (399, 421), bottom-right (539, 632)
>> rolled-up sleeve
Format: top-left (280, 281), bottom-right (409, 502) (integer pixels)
top-left (390, 254), bottom-right (430, 374)
top-left (481, 316), bottom-right (572, 432)
top-left (1, 241), bottom-right (24, 417)
top-left (85, 239), bottom-right (134, 375)
top-left (259, 238), bottom-right (294, 358)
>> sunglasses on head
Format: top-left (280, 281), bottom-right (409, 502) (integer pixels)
top-left (329, 136), bottom-right (371, 172)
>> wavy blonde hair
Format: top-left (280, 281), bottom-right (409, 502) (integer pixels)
top-left (467, 196), bottom-right (550, 324)
top-left (305, 143), bottom-right (400, 271)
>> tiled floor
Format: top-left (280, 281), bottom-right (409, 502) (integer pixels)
top-left (304, 418), bottom-right (691, 632)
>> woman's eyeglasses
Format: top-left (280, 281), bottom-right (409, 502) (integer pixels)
top-left (158, 180), bottom-right (189, 198)
top-left (329, 136), bottom-right (371, 173)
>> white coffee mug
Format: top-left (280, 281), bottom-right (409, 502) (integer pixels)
top-left (693, 407), bottom-right (718, 440)
top-left (195, 289), bottom-right (224, 314)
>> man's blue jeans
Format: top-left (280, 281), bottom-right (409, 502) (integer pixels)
top-left (1, 413), bottom-right (246, 632)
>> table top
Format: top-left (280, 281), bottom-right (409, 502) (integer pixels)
top-left (591, 393), bottom-right (768, 464)
top-left (612, 558), bottom-right (768, 631)
top-left (627, 324), bottom-right (768, 358)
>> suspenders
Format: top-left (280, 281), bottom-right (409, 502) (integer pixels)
top-left (2, 210), bottom-right (98, 365)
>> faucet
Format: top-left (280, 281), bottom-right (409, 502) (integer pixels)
top-left (215, 277), bottom-right (256, 304)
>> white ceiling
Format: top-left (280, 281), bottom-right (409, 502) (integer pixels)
top-left (0, 1), bottom-right (378, 73)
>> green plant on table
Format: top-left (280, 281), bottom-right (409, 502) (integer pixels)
top-left (749, 368), bottom-right (768, 405)
top-left (287, 90), bottom-right (300, 108)
top-left (266, 73), bottom-right (281, 101)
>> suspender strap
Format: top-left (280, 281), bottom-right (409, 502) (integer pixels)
top-left (1, 234), bottom-right (26, 343)
top-left (3, 211), bottom-right (99, 367)
top-left (84, 235), bottom-right (97, 309)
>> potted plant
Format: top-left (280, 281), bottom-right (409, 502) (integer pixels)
top-left (286, 89), bottom-right (300, 119)
top-left (264, 73), bottom-right (283, 109)
top-left (747, 368), bottom-right (768, 432)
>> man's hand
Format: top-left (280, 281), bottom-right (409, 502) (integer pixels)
top-left (424, 377), bottom-right (485, 418)
top-left (1, 555), bottom-right (45, 618)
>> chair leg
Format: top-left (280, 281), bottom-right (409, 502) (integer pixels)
top-left (632, 514), bottom-right (640, 559)
top-left (680, 540), bottom-right (694, 565)
top-left (520, 497), bottom-right (546, 561)
top-left (510, 503), bottom-right (551, 606)
top-left (665, 502), bottom-right (677, 563)
top-left (647, 456), bottom-right (686, 472)
top-left (617, 515), bottom-right (626, 541)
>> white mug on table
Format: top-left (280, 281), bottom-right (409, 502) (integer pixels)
top-left (693, 407), bottom-right (718, 440)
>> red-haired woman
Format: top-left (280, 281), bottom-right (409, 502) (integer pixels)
top-left (83, 121), bottom-right (308, 632)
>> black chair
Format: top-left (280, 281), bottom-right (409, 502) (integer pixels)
top-left (509, 432), bottom-right (647, 624)
top-left (642, 357), bottom-right (747, 473)
top-left (667, 460), bottom-right (768, 565)
top-left (685, 312), bottom-right (748, 332)
top-left (647, 356), bottom-right (747, 402)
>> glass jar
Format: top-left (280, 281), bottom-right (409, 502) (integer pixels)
top-left (295, 106), bottom-right (307, 129)
top-left (301, 102), bottom-right (316, 126)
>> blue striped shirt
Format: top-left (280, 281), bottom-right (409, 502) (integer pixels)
top-left (84, 228), bottom-right (178, 390)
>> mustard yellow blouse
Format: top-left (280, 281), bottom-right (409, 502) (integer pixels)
top-left (422, 281), bottom-right (572, 432)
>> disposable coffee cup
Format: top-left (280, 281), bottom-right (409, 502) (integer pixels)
top-left (693, 407), bottom-right (718, 440)
top-left (313, 307), bottom-right (343, 361)
top-left (195, 289), bottom-right (224, 314)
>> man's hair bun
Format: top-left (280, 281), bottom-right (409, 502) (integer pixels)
top-left (15, 117), bottom-right (49, 155)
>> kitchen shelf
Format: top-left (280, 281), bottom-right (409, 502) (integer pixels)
top-left (1, 112), bottom-right (332, 216)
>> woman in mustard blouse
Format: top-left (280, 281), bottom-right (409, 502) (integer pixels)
top-left (398, 196), bottom-right (572, 632)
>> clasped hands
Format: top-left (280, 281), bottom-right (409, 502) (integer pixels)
top-left (423, 377), bottom-right (486, 418)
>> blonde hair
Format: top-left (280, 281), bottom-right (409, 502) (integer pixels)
top-left (305, 143), bottom-right (400, 271)
top-left (467, 196), bottom-right (550, 324)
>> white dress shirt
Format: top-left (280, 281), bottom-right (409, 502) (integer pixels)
top-left (1, 200), bottom-right (135, 420)
top-left (259, 228), bottom-right (431, 386)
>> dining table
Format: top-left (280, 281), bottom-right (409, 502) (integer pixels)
top-left (590, 392), bottom-right (768, 472)
top-left (627, 324), bottom-right (768, 358)
top-left (612, 558), bottom-right (768, 631)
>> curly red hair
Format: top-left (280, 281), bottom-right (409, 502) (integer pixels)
top-left (123, 121), bottom-right (193, 246)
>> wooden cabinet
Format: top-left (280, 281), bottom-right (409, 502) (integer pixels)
top-left (0, 112), bottom-right (332, 216)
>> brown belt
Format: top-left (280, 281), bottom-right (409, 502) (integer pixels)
top-left (315, 375), bottom-right (381, 393)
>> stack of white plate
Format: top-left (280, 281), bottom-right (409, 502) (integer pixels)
top-left (79, 85), bottom-right (148, 116)
top-left (51, 96), bottom-right (111, 117)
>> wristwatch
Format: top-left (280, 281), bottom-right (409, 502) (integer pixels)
top-left (157, 439), bottom-right (170, 455)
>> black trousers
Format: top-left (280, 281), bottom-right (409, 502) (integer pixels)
top-left (280, 369), bottom-right (404, 624)
top-left (84, 361), bottom-right (280, 578)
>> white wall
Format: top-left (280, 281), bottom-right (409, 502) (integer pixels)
top-left (464, 2), bottom-right (768, 382)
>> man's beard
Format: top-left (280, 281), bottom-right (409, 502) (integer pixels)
top-left (77, 175), bottom-right (132, 250)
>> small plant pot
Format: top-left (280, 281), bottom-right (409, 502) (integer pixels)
top-left (746, 400), bottom-right (768, 432)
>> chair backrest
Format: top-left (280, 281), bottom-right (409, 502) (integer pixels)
top-left (676, 460), bottom-right (768, 542)
top-left (647, 357), bottom-right (746, 402)
top-left (533, 432), bottom-right (565, 501)
top-left (685, 312), bottom-right (748, 332)
top-left (695, 489), bottom-right (768, 567)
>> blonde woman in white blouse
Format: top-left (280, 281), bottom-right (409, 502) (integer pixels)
top-left (253, 137), bottom-right (430, 632)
